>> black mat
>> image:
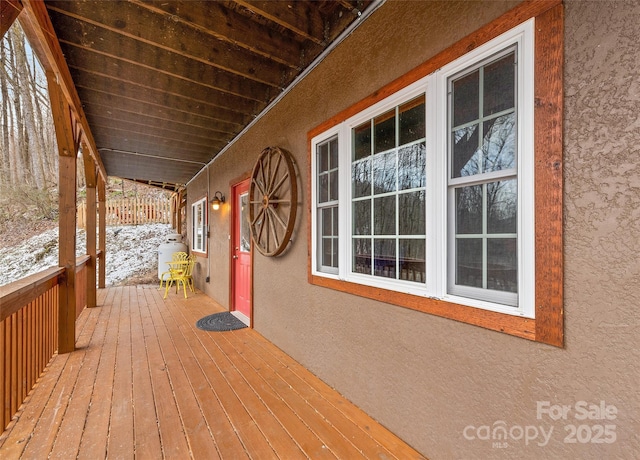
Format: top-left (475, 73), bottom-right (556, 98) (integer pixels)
top-left (196, 312), bottom-right (247, 331)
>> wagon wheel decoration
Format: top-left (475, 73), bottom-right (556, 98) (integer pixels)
top-left (249, 147), bottom-right (298, 256)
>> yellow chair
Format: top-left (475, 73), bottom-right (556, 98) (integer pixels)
top-left (164, 254), bottom-right (196, 299)
top-left (159, 251), bottom-right (188, 289)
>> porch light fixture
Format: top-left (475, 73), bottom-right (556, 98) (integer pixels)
top-left (210, 191), bottom-right (225, 211)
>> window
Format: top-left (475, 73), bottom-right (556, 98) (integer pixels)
top-left (191, 197), bottom-right (207, 254)
top-left (316, 136), bottom-right (340, 274)
top-left (309, 2), bottom-right (563, 346)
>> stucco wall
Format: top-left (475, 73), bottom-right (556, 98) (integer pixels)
top-left (189, 1), bottom-right (640, 458)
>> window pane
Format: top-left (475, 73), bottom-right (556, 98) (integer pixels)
top-left (374, 110), bottom-right (396, 153)
top-left (374, 195), bottom-right (396, 235)
top-left (456, 238), bottom-right (483, 288)
top-left (374, 238), bottom-right (396, 278)
top-left (240, 194), bottom-right (251, 252)
top-left (452, 69), bottom-right (479, 126)
top-left (318, 142), bottom-right (329, 172)
top-left (318, 174), bottom-right (328, 203)
top-left (482, 114), bottom-right (516, 174)
top-left (399, 96), bottom-right (425, 145)
top-left (352, 159), bottom-right (371, 198)
top-left (487, 238), bottom-right (517, 292)
top-left (398, 143), bottom-right (426, 190)
top-left (332, 206), bottom-right (339, 235)
top-left (322, 237), bottom-right (338, 268)
top-left (399, 239), bottom-right (425, 283)
top-left (487, 179), bottom-right (517, 234)
top-left (373, 151), bottom-right (396, 194)
top-left (452, 124), bottom-right (480, 178)
top-left (399, 191), bottom-right (425, 235)
top-left (484, 52), bottom-right (515, 116)
top-left (353, 199), bottom-right (371, 235)
top-left (456, 185), bottom-right (482, 234)
top-left (329, 170), bottom-right (338, 201)
top-left (353, 122), bottom-right (371, 160)
top-left (353, 238), bottom-right (371, 274)
top-left (329, 138), bottom-right (339, 168)
top-left (322, 207), bottom-right (333, 236)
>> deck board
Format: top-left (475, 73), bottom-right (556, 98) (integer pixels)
top-left (0, 285), bottom-right (426, 459)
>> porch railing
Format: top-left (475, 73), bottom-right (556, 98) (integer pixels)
top-left (0, 255), bottom-right (90, 432)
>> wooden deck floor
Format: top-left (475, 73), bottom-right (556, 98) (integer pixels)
top-left (0, 285), bottom-right (424, 459)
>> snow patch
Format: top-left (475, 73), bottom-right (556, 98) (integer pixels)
top-left (1, 223), bottom-right (175, 287)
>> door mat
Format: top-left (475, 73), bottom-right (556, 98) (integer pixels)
top-left (196, 312), bottom-right (247, 332)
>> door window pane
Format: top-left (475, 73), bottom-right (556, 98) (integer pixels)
top-left (240, 193), bottom-right (251, 252)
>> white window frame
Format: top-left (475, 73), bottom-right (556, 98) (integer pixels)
top-left (191, 196), bottom-right (208, 255)
top-left (311, 20), bottom-right (535, 318)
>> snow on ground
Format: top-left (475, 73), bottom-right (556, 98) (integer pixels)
top-left (0, 223), bottom-right (174, 287)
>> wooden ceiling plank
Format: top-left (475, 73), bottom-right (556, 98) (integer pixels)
top-left (18, 0), bottom-right (107, 181)
top-left (56, 36), bottom-right (276, 106)
top-left (131, 0), bottom-right (306, 68)
top-left (69, 64), bottom-right (259, 123)
top-left (233, 0), bottom-right (325, 44)
top-left (101, 152), bottom-right (200, 185)
top-left (91, 126), bottom-right (223, 159)
top-left (84, 102), bottom-right (238, 138)
top-left (84, 108), bottom-right (234, 142)
top-left (87, 116), bottom-right (228, 149)
top-left (75, 85), bottom-right (250, 128)
top-left (61, 42), bottom-right (274, 104)
top-left (46, 4), bottom-right (290, 88)
top-left (1, 0), bottom-right (23, 38)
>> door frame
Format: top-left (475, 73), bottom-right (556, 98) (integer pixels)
top-left (229, 177), bottom-right (253, 327)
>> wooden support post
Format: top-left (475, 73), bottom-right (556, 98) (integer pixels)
top-left (82, 146), bottom-right (97, 308)
top-left (98, 176), bottom-right (106, 289)
top-left (48, 71), bottom-right (77, 354)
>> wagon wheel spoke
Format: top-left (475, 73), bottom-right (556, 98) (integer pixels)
top-left (267, 206), bottom-right (287, 230)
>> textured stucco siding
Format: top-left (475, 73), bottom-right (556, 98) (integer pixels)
top-left (187, 1), bottom-right (640, 458)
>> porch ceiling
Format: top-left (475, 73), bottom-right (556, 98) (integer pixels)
top-left (44, 0), bottom-right (374, 190)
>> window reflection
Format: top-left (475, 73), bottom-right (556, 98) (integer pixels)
top-left (351, 97), bottom-right (426, 283)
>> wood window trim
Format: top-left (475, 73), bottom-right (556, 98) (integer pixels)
top-left (307, 0), bottom-right (563, 347)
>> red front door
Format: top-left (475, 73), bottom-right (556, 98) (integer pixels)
top-left (231, 179), bottom-right (251, 325)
